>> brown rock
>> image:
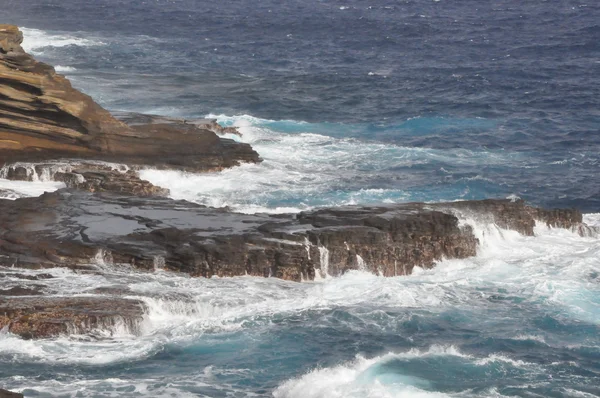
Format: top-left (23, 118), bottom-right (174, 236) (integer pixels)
top-left (0, 296), bottom-right (145, 338)
top-left (0, 190), bottom-right (588, 281)
top-left (113, 111), bottom-right (243, 137)
top-left (0, 286), bottom-right (44, 296)
top-left (55, 169), bottom-right (169, 197)
top-left (0, 389), bottom-right (23, 398)
top-left (0, 25), bottom-right (259, 172)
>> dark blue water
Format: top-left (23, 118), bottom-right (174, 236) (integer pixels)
top-left (1, 1), bottom-right (600, 397)
top-left (3, 0), bottom-right (600, 210)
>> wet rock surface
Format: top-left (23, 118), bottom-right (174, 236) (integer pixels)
top-left (0, 192), bottom-right (587, 338)
top-left (0, 25), bottom-right (259, 172)
top-left (113, 111), bottom-right (242, 137)
top-left (0, 24), bottom-right (590, 343)
top-left (0, 190), bottom-right (584, 280)
top-left (0, 296), bottom-right (145, 338)
top-left (1, 160), bottom-right (169, 197)
top-left (0, 388), bottom-right (23, 398)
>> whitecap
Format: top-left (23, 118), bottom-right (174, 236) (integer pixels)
top-left (140, 114), bottom-right (519, 214)
top-left (54, 65), bottom-right (77, 72)
top-left (20, 27), bottom-right (105, 55)
top-left (0, 178), bottom-right (64, 200)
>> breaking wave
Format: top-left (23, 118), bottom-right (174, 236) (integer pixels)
top-left (1, 216), bottom-right (599, 396)
top-left (139, 114), bottom-right (524, 214)
top-left (20, 27), bottom-right (105, 55)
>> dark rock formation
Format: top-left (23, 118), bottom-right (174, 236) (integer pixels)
top-left (0, 192), bottom-right (587, 338)
top-left (0, 190), bottom-right (585, 280)
top-left (113, 111), bottom-right (242, 137)
top-left (54, 168), bottom-right (169, 196)
top-left (1, 160), bottom-right (169, 197)
top-left (0, 389), bottom-right (23, 398)
top-left (0, 286), bottom-right (44, 296)
top-left (0, 25), bottom-right (259, 171)
top-left (0, 296), bottom-right (145, 338)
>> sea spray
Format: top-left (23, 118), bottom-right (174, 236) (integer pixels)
top-left (318, 246), bottom-right (330, 278)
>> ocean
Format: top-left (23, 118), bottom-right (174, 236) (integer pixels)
top-left (1, 0), bottom-right (599, 396)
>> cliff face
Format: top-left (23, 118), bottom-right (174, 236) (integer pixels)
top-left (0, 24), bottom-right (259, 171)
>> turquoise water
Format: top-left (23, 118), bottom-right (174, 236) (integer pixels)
top-left (1, 219), bottom-right (600, 397)
top-left (1, 0), bottom-right (600, 396)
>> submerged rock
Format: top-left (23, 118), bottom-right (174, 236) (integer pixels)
top-left (0, 25), bottom-right (259, 172)
top-left (0, 190), bottom-right (584, 281)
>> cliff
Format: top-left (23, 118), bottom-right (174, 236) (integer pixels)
top-left (0, 24), bottom-right (259, 171)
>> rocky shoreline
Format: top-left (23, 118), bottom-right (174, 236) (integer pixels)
top-left (0, 22), bottom-right (593, 345)
top-left (0, 191), bottom-right (590, 338)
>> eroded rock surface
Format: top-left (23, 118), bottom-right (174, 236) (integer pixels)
top-left (0, 388), bottom-right (24, 398)
top-left (0, 25), bottom-right (259, 171)
top-left (0, 296), bottom-right (145, 338)
top-left (0, 190), bottom-right (585, 281)
top-left (113, 111), bottom-right (242, 137)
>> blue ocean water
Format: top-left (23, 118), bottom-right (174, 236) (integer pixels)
top-left (1, 1), bottom-right (600, 397)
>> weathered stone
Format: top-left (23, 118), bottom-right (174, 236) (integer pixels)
top-left (0, 190), bottom-right (587, 281)
top-left (0, 296), bottom-right (145, 338)
top-left (113, 111), bottom-right (242, 137)
top-left (0, 25), bottom-right (259, 172)
top-left (0, 286), bottom-right (44, 296)
top-left (0, 388), bottom-right (24, 398)
top-left (55, 169), bottom-right (169, 197)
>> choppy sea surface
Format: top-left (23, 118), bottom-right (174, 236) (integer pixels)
top-left (1, 0), bottom-right (600, 397)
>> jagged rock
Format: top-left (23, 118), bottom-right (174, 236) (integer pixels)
top-left (0, 286), bottom-right (44, 296)
top-left (0, 296), bottom-right (145, 338)
top-left (0, 160), bottom-right (169, 197)
top-left (55, 169), bottom-right (169, 197)
top-left (113, 111), bottom-right (243, 137)
top-left (0, 389), bottom-right (23, 398)
top-left (0, 190), bottom-right (586, 280)
top-left (0, 25), bottom-right (259, 171)
top-left (0, 272), bottom-right (53, 280)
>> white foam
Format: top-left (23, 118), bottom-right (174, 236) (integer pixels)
top-left (583, 213), bottom-right (600, 227)
top-left (0, 178), bottom-right (64, 199)
top-left (272, 345), bottom-right (499, 398)
top-left (273, 353), bottom-right (450, 398)
top-left (20, 27), bottom-right (105, 55)
top-left (0, 215), bottom-right (598, 375)
top-left (54, 65), bottom-right (77, 72)
top-left (273, 344), bottom-right (540, 398)
top-left (140, 114), bottom-right (520, 214)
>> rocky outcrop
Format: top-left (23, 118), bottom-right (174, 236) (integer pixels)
top-left (0, 191), bottom-right (587, 337)
top-left (113, 111), bottom-right (242, 137)
top-left (54, 168), bottom-right (169, 196)
top-left (0, 191), bottom-right (585, 280)
top-left (0, 296), bottom-right (145, 338)
top-left (0, 389), bottom-right (23, 398)
top-left (0, 25), bottom-right (259, 171)
top-left (1, 160), bottom-right (169, 196)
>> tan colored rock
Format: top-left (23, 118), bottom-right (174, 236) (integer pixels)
top-left (0, 25), bottom-right (259, 171)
